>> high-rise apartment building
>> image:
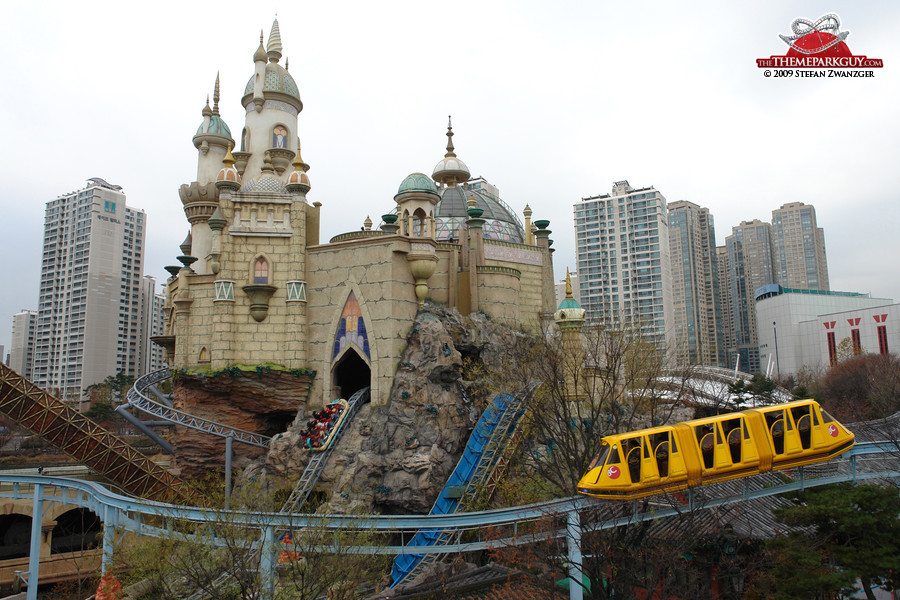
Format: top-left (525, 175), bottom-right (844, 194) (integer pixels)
top-left (771, 202), bottom-right (829, 290)
top-left (724, 220), bottom-right (777, 374)
top-left (575, 181), bottom-right (674, 350)
top-left (10, 310), bottom-right (37, 378)
top-left (716, 246), bottom-right (735, 367)
top-left (667, 201), bottom-right (723, 367)
top-left (32, 178), bottom-right (147, 403)
top-left (137, 276), bottom-right (166, 375)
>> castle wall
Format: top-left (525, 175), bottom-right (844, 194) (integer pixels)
top-left (483, 240), bottom-right (549, 331)
top-left (169, 194), bottom-right (314, 372)
top-left (307, 236), bottom-right (420, 407)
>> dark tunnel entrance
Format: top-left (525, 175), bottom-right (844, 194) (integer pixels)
top-left (333, 350), bottom-right (371, 399)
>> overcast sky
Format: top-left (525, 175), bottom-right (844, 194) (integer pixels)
top-left (1, 1), bottom-right (898, 354)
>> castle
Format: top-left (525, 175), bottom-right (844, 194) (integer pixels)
top-left (159, 19), bottom-right (556, 416)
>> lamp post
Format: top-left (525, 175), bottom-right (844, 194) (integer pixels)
top-left (772, 321), bottom-right (780, 381)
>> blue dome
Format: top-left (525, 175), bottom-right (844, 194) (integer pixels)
top-left (397, 173), bottom-right (439, 195)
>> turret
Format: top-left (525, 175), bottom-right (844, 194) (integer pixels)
top-left (180, 75), bottom-right (234, 274)
top-left (238, 18), bottom-right (303, 182)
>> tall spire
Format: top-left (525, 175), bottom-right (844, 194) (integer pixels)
top-left (445, 115), bottom-right (456, 157)
top-left (212, 72), bottom-right (221, 116)
top-left (565, 268), bottom-right (574, 299)
top-left (267, 18), bottom-right (283, 63)
top-left (432, 116), bottom-right (470, 187)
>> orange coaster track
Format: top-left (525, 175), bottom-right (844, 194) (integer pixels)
top-left (0, 364), bottom-right (186, 502)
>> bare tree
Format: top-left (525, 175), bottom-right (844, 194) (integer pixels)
top-left (476, 320), bottom-right (694, 497)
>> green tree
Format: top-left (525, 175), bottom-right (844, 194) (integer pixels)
top-left (770, 483), bottom-right (900, 600)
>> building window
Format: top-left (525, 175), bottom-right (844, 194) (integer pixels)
top-left (286, 281), bottom-right (307, 302)
top-left (827, 331), bottom-right (837, 366)
top-left (214, 280), bottom-right (235, 301)
top-left (253, 258), bottom-right (269, 284)
top-left (199, 347), bottom-right (210, 363)
top-left (273, 125), bottom-right (288, 149)
top-left (877, 325), bottom-right (889, 355)
top-left (851, 328), bottom-right (861, 355)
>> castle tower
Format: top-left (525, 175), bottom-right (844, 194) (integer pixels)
top-left (180, 75), bottom-right (234, 273)
top-left (237, 19), bottom-right (301, 181)
top-left (554, 269), bottom-right (586, 401)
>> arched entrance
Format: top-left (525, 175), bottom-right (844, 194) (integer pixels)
top-left (0, 513), bottom-right (30, 559)
top-left (333, 349), bottom-right (371, 399)
top-left (51, 508), bottom-right (101, 554)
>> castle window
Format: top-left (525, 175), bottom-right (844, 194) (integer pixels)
top-left (214, 280), bottom-right (235, 301)
top-left (273, 125), bottom-right (288, 149)
top-left (199, 347), bottom-right (210, 363)
top-left (254, 257), bottom-right (269, 284)
top-left (241, 128), bottom-right (250, 152)
top-left (413, 208), bottom-right (427, 237)
top-left (286, 281), bottom-right (307, 302)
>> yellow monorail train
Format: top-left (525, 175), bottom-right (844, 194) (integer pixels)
top-left (577, 399), bottom-right (855, 500)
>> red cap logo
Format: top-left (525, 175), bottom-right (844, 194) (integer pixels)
top-left (607, 465), bottom-right (620, 479)
top-left (828, 424), bottom-right (838, 437)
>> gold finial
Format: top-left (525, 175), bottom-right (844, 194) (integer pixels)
top-left (565, 268), bottom-right (573, 299)
top-left (467, 194), bottom-right (477, 209)
top-left (212, 73), bottom-right (221, 115)
top-left (223, 144), bottom-right (236, 168)
top-left (523, 204), bottom-right (532, 218)
top-left (285, 57), bottom-right (289, 71)
top-left (202, 95), bottom-right (212, 117)
top-left (445, 115), bottom-right (456, 158)
top-left (364, 216), bottom-right (372, 231)
top-left (292, 141), bottom-right (309, 173)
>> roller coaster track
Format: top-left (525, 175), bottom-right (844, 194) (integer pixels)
top-left (279, 387), bottom-right (369, 514)
top-left (1, 441), bottom-right (898, 600)
top-left (0, 364), bottom-right (185, 502)
top-left (129, 368), bottom-right (271, 448)
top-left (391, 386), bottom-right (533, 587)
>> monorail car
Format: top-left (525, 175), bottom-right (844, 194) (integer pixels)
top-left (577, 399), bottom-right (855, 500)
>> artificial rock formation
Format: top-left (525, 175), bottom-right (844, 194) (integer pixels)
top-left (172, 370), bottom-right (313, 478)
top-left (245, 304), bottom-right (521, 514)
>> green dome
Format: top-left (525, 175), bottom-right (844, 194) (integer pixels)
top-left (397, 172), bottom-right (439, 195)
top-left (558, 298), bottom-right (582, 310)
top-left (195, 115), bottom-right (232, 138)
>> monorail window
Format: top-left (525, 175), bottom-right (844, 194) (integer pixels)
top-left (608, 446), bottom-right (621, 464)
top-left (821, 409), bottom-right (835, 424)
top-left (589, 444), bottom-right (611, 469)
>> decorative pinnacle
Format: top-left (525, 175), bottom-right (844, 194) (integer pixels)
top-left (523, 204), bottom-right (532, 218)
top-left (212, 73), bottom-right (221, 115)
top-left (565, 268), bottom-right (573, 299)
top-left (202, 95), bottom-right (212, 117)
top-left (223, 144), bottom-right (236, 168)
top-left (445, 115), bottom-right (456, 157)
top-left (285, 57), bottom-right (289, 71)
top-left (267, 18), bottom-right (283, 62)
top-left (292, 141), bottom-right (310, 172)
top-left (254, 31), bottom-right (267, 62)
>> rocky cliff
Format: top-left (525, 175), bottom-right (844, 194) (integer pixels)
top-left (244, 304), bottom-right (521, 514)
top-left (171, 370), bottom-right (313, 478)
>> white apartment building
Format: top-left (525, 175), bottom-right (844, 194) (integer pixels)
top-left (32, 178), bottom-right (147, 403)
top-left (10, 310), bottom-right (37, 378)
top-left (574, 181), bottom-right (674, 351)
